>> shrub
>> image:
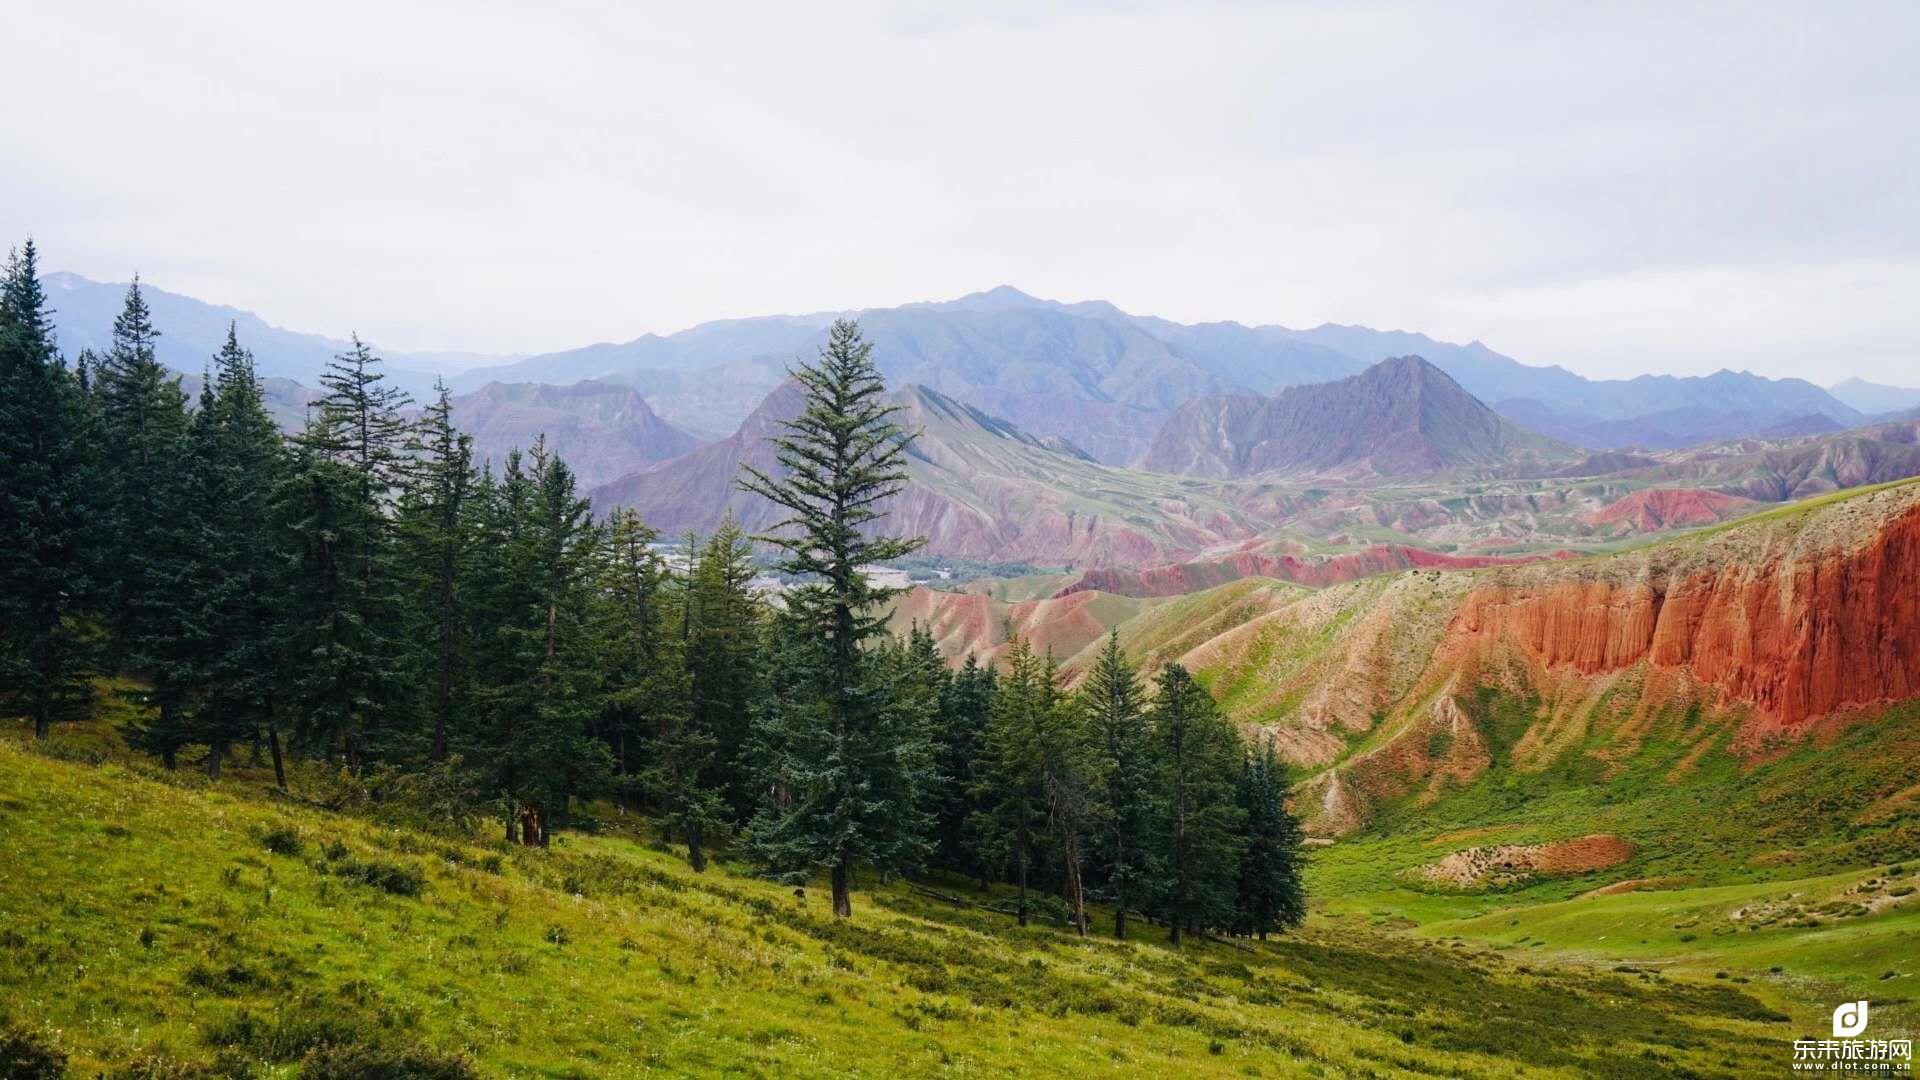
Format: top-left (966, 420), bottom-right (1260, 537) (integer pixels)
top-left (333, 857), bottom-right (425, 897)
top-left (299, 1041), bottom-right (480, 1079)
top-left (0, 1016), bottom-right (66, 1079)
top-left (259, 826), bottom-right (303, 856)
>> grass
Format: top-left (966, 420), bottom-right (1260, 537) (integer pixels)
top-left (0, 719), bottom-right (1816, 1078)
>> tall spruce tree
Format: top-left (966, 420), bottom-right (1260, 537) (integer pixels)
top-left (94, 280), bottom-right (194, 763)
top-left (280, 335), bottom-right (411, 764)
top-left (1233, 738), bottom-right (1308, 939)
top-left (1083, 632), bottom-right (1155, 939)
top-left (0, 240), bottom-right (97, 738)
top-left (651, 520), bottom-right (760, 869)
top-left (930, 654), bottom-right (995, 880)
top-left (969, 636), bottom-right (1054, 927)
top-left (738, 318), bottom-right (930, 918)
top-left (596, 506), bottom-right (675, 804)
top-left (177, 327), bottom-right (288, 778)
top-left (1148, 663), bottom-right (1246, 944)
top-left (396, 382), bottom-right (476, 762)
top-left (469, 441), bottom-right (611, 845)
top-left (680, 515), bottom-right (764, 826)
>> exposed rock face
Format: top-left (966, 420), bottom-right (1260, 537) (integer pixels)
top-left (1138, 356), bottom-right (1577, 480)
top-left (1447, 486), bottom-right (1920, 730)
top-left (1583, 488), bottom-right (1755, 533)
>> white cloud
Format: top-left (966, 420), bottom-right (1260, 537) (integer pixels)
top-left (1, 0), bottom-right (1915, 383)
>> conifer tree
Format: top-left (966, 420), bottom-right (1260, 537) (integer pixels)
top-left (739, 318), bottom-right (930, 918)
top-left (94, 279), bottom-right (194, 762)
top-left (0, 240), bottom-right (97, 739)
top-left (396, 382), bottom-right (476, 761)
top-left (930, 654), bottom-right (995, 879)
top-left (1233, 738), bottom-right (1308, 939)
top-left (280, 335), bottom-right (411, 764)
top-left (1147, 663), bottom-right (1246, 944)
top-left (1082, 632), bottom-right (1155, 938)
top-left (969, 636), bottom-right (1054, 926)
top-left (681, 516), bottom-right (764, 825)
top-left (177, 327), bottom-right (288, 778)
top-left (596, 506), bottom-right (675, 803)
top-left (470, 441), bottom-right (611, 845)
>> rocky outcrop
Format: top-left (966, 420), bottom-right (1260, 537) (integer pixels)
top-left (1447, 485), bottom-right (1920, 730)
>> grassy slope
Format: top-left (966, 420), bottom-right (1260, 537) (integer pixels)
top-left (1, 724), bottom-right (1801, 1079)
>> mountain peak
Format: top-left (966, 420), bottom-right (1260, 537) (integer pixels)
top-left (1138, 354), bottom-right (1573, 480)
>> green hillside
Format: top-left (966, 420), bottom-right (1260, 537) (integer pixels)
top-left (0, 723), bottom-right (1821, 1079)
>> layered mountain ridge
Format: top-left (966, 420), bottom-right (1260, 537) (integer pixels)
top-left (1137, 355), bottom-right (1578, 479)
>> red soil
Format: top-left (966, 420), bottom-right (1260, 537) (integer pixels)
top-left (1449, 503), bottom-right (1920, 728)
top-left (1585, 488), bottom-right (1755, 532)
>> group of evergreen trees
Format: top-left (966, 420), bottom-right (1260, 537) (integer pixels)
top-left (0, 242), bottom-right (1304, 937)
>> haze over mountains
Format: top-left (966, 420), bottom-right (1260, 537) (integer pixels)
top-left (1138, 356), bottom-right (1577, 480)
top-left (46, 272), bottom-right (1914, 468)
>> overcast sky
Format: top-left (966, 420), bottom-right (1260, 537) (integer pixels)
top-left (3, 1), bottom-right (1916, 383)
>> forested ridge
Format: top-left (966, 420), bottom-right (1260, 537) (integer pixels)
top-left (0, 240), bottom-right (1305, 939)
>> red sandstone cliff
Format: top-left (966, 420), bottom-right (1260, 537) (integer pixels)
top-left (1447, 486), bottom-right (1920, 730)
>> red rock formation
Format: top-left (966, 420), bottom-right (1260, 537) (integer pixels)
top-left (1449, 502), bottom-right (1920, 728)
top-left (1584, 488), bottom-right (1754, 532)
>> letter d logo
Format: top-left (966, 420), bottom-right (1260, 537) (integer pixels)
top-left (1833, 1000), bottom-right (1869, 1037)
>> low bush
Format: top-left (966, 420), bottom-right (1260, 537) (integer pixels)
top-left (332, 857), bottom-right (425, 897)
top-left (299, 1040), bottom-right (481, 1079)
top-left (0, 1015), bottom-right (66, 1079)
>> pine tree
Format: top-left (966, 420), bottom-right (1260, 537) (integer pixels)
top-left (1147, 663), bottom-right (1245, 945)
top-left (739, 318), bottom-right (930, 918)
top-left (469, 441), bottom-right (611, 845)
top-left (596, 506), bottom-right (675, 805)
top-left (94, 279), bottom-right (194, 764)
top-left (681, 515), bottom-right (764, 826)
top-left (396, 382), bottom-right (476, 762)
top-left (930, 654), bottom-right (995, 879)
top-left (0, 240), bottom-right (98, 739)
top-left (1233, 738), bottom-right (1308, 939)
top-left (969, 637), bottom-right (1053, 926)
top-left (1039, 663), bottom-right (1106, 937)
top-left (272, 427), bottom-right (382, 766)
top-left (279, 335), bottom-right (411, 764)
top-left (1082, 632), bottom-right (1155, 938)
top-left (651, 520), bottom-right (760, 870)
top-left (177, 327), bottom-right (288, 778)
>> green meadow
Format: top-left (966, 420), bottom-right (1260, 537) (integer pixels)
top-left (0, 713), bottom-right (1857, 1079)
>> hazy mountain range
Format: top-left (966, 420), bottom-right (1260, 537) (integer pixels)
top-left (46, 273), bottom-right (1917, 468)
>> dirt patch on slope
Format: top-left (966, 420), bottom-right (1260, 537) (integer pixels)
top-left (1413, 834), bottom-right (1633, 889)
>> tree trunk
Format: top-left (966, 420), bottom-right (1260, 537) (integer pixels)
top-left (267, 720), bottom-right (287, 792)
top-left (831, 858), bottom-right (852, 918)
top-left (1016, 850), bottom-right (1029, 927)
top-left (161, 746), bottom-right (177, 771)
top-left (207, 740), bottom-right (223, 780)
top-left (1063, 845), bottom-right (1087, 937)
top-left (1169, 916), bottom-right (1182, 946)
top-left (687, 821), bottom-right (706, 872)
